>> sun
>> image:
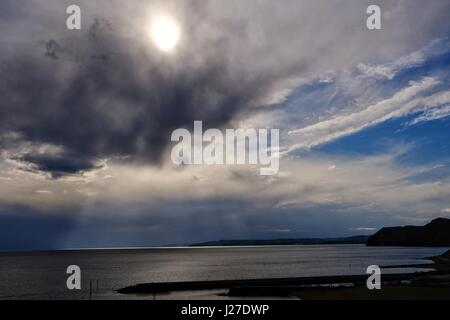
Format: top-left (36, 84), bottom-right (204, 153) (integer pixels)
top-left (150, 16), bottom-right (180, 52)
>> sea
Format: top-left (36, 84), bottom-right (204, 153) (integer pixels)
top-left (0, 244), bottom-right (448, 299)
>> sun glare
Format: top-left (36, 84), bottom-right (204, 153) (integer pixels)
top-left (150, 16), bottom-right (180, 52)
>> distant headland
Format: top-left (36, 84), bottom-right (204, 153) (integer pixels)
top-left (190, 235), bottom-right (369, 247)
top-left (190, 217), bottom-right (450, 248)
top-left (367, 217), bottom-right (450, 247)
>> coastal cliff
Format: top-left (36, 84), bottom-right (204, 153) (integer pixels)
top-left (367, 218), bottom-right (450, 246)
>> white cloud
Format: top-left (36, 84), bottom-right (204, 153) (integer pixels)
top-left (286, 78), bottom-right (450, 152)
top-left (2, 142), bottom-right (450, 233)
top-left (35, 190), bottom-right (53, 194)
top-left (349, 227), bottom-right (376, 231)
top-left (410, 104), bottom-right (450, 125)
top-left (357, 50), bottom-right (425, 80)
top-left (271, 228), bottom-right (291, 233)
top-left (356, 38), bottom-right (449, 81)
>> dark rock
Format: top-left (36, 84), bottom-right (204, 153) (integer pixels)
top-left (367, 218), bottom-right (450, 247)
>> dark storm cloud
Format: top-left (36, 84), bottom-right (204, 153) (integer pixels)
top-left (16, 151), bottom-right (102, 178)
top-left (0, 17), bottom-right (273, 178)
top-left (60, 198), bottom-right (405, 248)
top-left (0, 205), bottom-right (76, 251)
top-left (2, 0), bottom-right (450, 178)
top-left (0, 1), bottom-right (21, 20)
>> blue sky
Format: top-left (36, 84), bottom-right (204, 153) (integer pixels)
top-left (286, 37), bottom-right (450, 171)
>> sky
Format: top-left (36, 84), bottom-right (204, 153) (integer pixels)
top-left (1, 0), bottom-right (450, 250)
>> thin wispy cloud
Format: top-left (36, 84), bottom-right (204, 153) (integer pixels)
top-left (286, 77), bottom-right (447, 152)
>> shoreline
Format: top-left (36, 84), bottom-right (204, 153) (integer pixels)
top-left (117, 270), bottom-right (438, 295)
top-left (118, 250), bottom-right (450, 299)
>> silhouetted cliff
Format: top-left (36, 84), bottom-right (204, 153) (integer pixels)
top-left (367, 218), bottom-right (450, 246)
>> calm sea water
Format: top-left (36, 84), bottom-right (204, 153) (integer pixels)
top-left (0, 244), bottom-right (447, 299)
